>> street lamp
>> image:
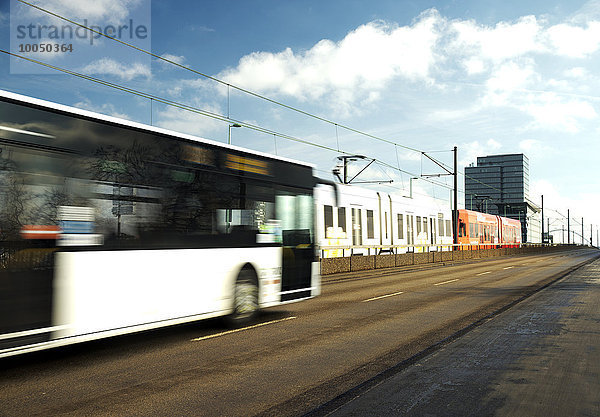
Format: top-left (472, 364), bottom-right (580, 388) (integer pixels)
top-left (228, 123), bottom-right (242, 145)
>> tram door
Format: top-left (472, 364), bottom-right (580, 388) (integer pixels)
top-left (352, 208), bottom-right (362, 246)
top-left (430, 218), bottom-right (436, 245)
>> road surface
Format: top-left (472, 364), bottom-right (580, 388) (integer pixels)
top-left (1, 249), bottom-right (597, 416)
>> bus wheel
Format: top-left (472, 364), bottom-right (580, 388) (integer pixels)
top-left (228, 267), bottom-right (259, 326)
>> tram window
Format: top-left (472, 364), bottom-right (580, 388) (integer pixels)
top-left (324, 205), bottom-right (333, 230)
top-left (438, 216), bottom-right (444, 237)
top-left (458, 221), bottom-right (466, 237)
top-left (366, 210), bottom-right (374, 239)
top-left (384, 212), bottom-right (388, 239)
top-left (398, 214), bottom-right (404, 239)
top-left (416, 216), bottom-right (422, 234)
top-left (337, 207), bottom-right (346, 233)
top-left (446, 220), bottom-right (451, 237)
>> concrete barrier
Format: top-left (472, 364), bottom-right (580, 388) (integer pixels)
top-left (414, 253), bottom-right (432, 265)
top-left (321, 257), bottom-right (351, 275)
top-left (441, 251), bottom-right (453, 262)
top-left (396, 253), bottom-right (413, 267)
top-left (375, 254), bottom-right (395, 269)
top-left (319, 245), bottom-right (580, 275)
top-left (350, 255), bottom-right (375, 271)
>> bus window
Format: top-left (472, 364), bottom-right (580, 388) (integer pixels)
top-left (338, 207), bottom-right (346, 234)
top-left (324, 205), bottom-right (333, 231)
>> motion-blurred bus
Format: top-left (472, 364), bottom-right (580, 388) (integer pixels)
top-left (0, 90), bottom-right (321, 358)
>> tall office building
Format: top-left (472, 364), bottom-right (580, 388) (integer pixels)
top-left (464, 153), bottom-right (540, 243)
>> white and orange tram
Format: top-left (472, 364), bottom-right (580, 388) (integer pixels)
top-left (315, 184), bottom-right (454, 256)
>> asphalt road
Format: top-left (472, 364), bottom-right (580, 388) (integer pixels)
top-left (323, 255), bottom-right (600, 417)
top-left (1, 249), bottom-right (598, 417)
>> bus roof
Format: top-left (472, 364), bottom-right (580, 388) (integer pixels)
top-left (0, 89), bottom-right (315, 169)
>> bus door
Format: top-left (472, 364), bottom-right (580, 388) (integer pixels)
top-left (277, 193), bottom-right (314, 302)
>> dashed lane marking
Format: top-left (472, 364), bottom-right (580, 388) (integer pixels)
top-left (503, 266), bottom-right (515, 270)
top-left (434, 278), bottom-right (459, 286)
top-left (362, 291), bottom-right (405, 303)
top-left (477, 271), bottom-right (492, 276)
top-left (191, 316), bottom-right (296, 342)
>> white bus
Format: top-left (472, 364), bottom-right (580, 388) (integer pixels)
top-left (0, 90), bottom-right (321, 358)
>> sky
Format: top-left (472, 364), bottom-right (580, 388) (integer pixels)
top-left (0, 0), bottom-right (599, 244)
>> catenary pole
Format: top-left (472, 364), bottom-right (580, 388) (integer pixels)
top-left (567, 209), bottom-right (570, 244)
top-left (541, 195), bottom-right (544, 244)
top-left (453, 146), bottom-right (458, 246)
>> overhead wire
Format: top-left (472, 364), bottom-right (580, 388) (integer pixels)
top-left (13, 0), bottom-right (515, 201)
top-left (2, 48), bottom-right (452, 192)
top-left (16, 0), bottom-right (423, 154)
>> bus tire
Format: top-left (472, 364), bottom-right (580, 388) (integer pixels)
top-left (227, 266), bottom-right (259, 327)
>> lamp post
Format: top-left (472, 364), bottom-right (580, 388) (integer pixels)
top-left (228, 123), bottom-right (242, 145)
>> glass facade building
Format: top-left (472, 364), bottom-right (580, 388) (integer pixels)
top-left (464, 154), bottom-right (540, 243)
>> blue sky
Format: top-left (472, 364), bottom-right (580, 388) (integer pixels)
top-left (1, 0), bottom-right (599, 243)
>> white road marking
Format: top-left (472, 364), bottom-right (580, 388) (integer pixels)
top-left (477, 271), bottom-right (492, 276)
top-left (362, 291), bottom-right (404, 303)
top-left (191, 316), bottom-right (296, 342)
top-left (434, 279), bottom-right (459, 286)
top-left (503, 266), bottom-right (515, 270)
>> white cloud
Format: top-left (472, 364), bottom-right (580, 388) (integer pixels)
top-left (26, 0), bottom-right (144, 22)
top-left (518, 139), bottom-right (555, 155)
top-left (218, 11), bottom-right (442, 110)
top-left (449, 13), bottom-right (600, 68)
top-left (518, 139), bottom-right (540, 152)
top-left (450, 15), bottom-right (545, 63)
top-left (486, 61), bottom-right (537, 93)
top-left (460, 139), bottom-right (502, 166)
top-left (210, 8), bottom-right (600, 127)
top-left (73, 98), bottom-right (130, 119)
top-left (518, 92), bottom-right (597, 132)
top-left (155, 102), bottom-right (223, 138)
top-left (545, 22), bottom-right (600, 58)
top-left (463, 57), bottom-right (485, 75)
top-left (564, 67), bottom-right (588, 79)
top-left (79, 58), bottom-right (150, 80)
top-left (159, 54), bottom-right (186, 66)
